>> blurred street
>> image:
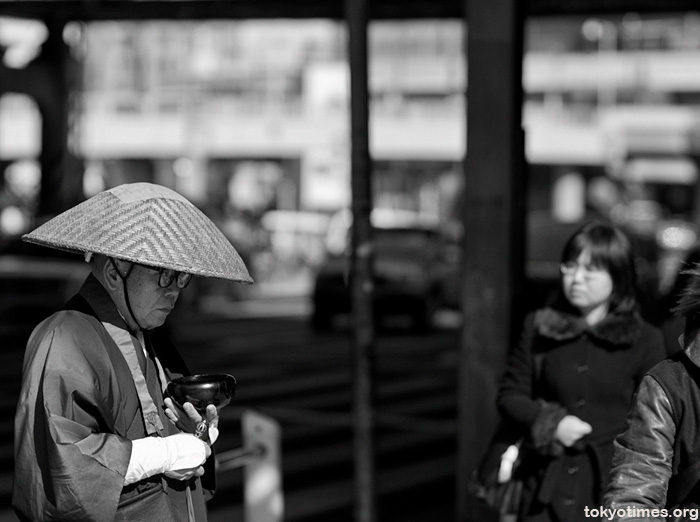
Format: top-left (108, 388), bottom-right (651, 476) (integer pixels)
top-left (0, 279), bottom-right (461, 522)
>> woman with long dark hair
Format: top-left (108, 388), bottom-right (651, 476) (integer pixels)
top-left (497, 221), bottom-right (666, 522)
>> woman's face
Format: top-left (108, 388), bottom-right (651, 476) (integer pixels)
top-left (561, 249), bottom-right (614, 317)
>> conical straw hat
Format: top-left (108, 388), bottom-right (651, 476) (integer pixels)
top-left (22, 182), bottom-right (253, 283)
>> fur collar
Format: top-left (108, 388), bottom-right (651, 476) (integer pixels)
top-left (534, 307), bottom-right (642, 346)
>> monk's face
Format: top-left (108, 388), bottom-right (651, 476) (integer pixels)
top-left (112, 261), bottom-right (190, 330)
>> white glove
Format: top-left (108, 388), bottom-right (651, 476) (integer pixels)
top-left (124, 433), bottom-right (210, 485)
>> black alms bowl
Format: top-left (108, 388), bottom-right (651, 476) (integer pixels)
top-left (166, 374), bottom-right (236, 412)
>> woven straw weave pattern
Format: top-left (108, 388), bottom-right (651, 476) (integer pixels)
top-left (24, 192), bottom-right (252, 283)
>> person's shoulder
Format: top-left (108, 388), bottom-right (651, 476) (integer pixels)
top-left (646, 351), bottom-right (687, 380)
top-left (29, 309), bottom-right (102, 353)
top-left (48, 308), bottom-right (100, 332)
top-left (21, 310), bottom-right (105, 377)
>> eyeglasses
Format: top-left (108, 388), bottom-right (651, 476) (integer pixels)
top-left (139, 264), bottom-right (193, 289)
top-left (560, 262), bottom-right (605, 277)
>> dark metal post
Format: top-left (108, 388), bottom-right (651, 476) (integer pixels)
top-left (0, 18), bottom-right (83, 217)
top-left (34, 18), bottom-right (84, 215)
top-left (345, 0), bottom-right (377, 521)
top-left (456, 0), bottom-right (526, 520)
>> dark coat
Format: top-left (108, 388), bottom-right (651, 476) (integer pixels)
top-left (604, 334), bottom-right (700, 521)
top-left (497, 307), bottom-right (665, 522)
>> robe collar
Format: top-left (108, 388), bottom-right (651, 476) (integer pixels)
top-left (534, 306), bottom-right (642, 346)
top-left (77, 273), bottom-right (166, 435)
top-left (78, 273), bottom-right (133, 333)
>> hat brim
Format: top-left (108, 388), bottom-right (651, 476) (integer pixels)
top-left (23, 183), bottom-right (253, 284)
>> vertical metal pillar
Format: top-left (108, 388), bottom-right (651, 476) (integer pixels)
top-left (35, 18), bottom-right (84, 216)
top-left (345, 0), bottom-right (377, 520)
top-left (0, 17), bottom-right (83, 217)
top-left (456, 0), bottom-right (525, 520)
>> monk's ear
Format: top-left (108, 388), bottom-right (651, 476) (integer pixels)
top-left (99, 257), bottom-right (126, 291)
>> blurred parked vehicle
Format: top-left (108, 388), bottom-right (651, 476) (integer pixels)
top-left (310, 209), bottom-right (460, 332)
top-left (312, 208), bottom-right (676, 332)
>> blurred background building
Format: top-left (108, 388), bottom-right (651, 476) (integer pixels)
top-left (3, 13), bottom-right (700, 305)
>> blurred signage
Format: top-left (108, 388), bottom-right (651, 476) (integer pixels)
top-left (300, 146), bottom-right (350, 211)
top-left (622, 157), bottom-right (697, 184)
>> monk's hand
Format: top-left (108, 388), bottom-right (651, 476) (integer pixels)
top-left (164, 399), bottom-right (219, 445)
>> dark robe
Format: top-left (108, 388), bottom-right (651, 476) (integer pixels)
top-left (12, 274), bottom-right (215, 522)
